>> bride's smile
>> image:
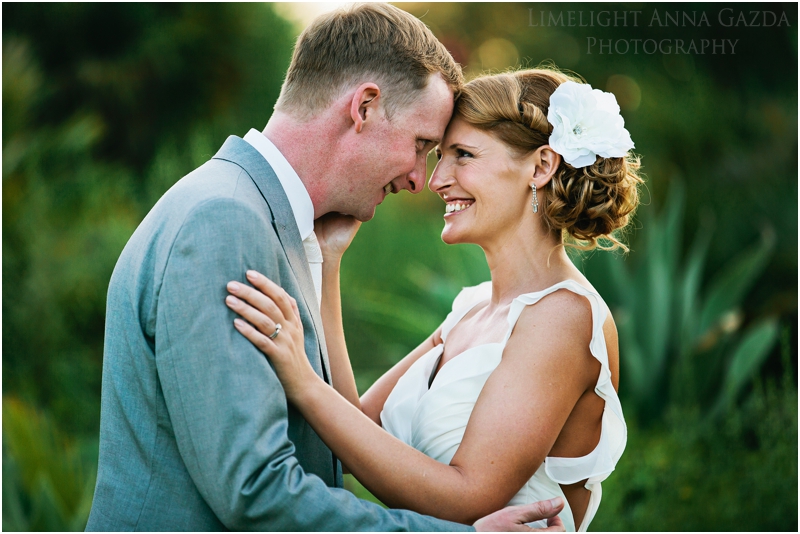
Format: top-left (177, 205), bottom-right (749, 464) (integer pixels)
top-left (443, 199), bottom-right (474, 214)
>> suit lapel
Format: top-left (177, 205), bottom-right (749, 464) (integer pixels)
top-left (213, 136), bottom-right (332, 383)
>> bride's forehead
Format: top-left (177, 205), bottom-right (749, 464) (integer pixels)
top-left (443, 119), bottom-right (487, 142)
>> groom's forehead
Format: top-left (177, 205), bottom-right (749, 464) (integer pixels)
top-left (401, 82), bottom-right (455, 128)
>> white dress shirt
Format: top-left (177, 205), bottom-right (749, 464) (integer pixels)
top-left (243, 128), bottom-right (323, 306)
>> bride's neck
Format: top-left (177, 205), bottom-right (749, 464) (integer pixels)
top-left (483, 224), bottom-right (574, 305)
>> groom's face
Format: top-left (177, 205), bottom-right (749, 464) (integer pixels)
top-left (345, 74), bottom-right (454, 221)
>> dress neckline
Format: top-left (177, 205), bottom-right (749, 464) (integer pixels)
top-left (431, 279), bottom-right (594, 389)
top-left (427, 342), bottom-right (503, 390)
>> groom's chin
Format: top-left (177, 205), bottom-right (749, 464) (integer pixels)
top-left (354, 204), bottom-right (378, 223)
top-left (351, 210), bottom-right (375, 223)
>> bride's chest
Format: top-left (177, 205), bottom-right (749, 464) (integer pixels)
top-left (437, 307), bottom-right (509, 372)
top-left (382, 335), bottom-right (504, 456)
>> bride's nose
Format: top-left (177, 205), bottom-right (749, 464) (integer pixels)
top-left (428, 159), bottom-right (454, 193)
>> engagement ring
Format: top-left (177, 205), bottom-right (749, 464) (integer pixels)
top-left (269, 323), bottom-right (282, 340)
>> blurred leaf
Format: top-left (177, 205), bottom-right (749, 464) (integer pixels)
top-left (2, 398), bottom-right (96, 531)
top-left (2, 457), bottom-right (29, 531)
top-left (348, 287), bottom-right (445, 339)
top-left (662, 180), bottom-right (685, 277)
top-left (678, 210), bottom-right (715, 352)
top-left (616, 312), bottom-right (648, 402)
top-left (697, 229), bottom-right (775, 341)
top-left (713, 319), bottom-right (780, 416)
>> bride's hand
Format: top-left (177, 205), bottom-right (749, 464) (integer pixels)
top-left (226, 270), bottom-right (319, 401)
top-left (314, 212), bottom-right (361, 262)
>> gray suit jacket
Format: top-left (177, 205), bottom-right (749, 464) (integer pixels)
top-left (86, 136), bottom-right (473, 531)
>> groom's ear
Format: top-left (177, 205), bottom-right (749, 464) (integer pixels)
top-left (350, 83), bottom-right (382, 133)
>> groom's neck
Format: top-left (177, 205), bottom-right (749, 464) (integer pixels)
top-left (262, 112), bottom-right (337, 220)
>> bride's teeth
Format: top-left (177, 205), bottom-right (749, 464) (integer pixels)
top-left (384, 184), bottom-right (392, 194)
top-left (446, 202), bottom-right (473, 213)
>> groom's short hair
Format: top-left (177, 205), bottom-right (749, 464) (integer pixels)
top-left (275, 3), bottom-right (463, 120)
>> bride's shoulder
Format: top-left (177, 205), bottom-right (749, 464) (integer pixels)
top-left (500, 289), bottom-right (597, 381)
top-left (509, 281), bottom-right (620, 384)
top-left (451, 280), bottom-right (492, 312)
top-left (524, 286), bottom-right (595, 332)
top-left (509, 282), bottom-right (600, 351)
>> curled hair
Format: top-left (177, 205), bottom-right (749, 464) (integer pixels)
top-left (454, 68), bottom-right (644, 251)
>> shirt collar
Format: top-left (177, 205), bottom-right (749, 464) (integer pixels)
top-left (243, 128), bottom-right (314, 240)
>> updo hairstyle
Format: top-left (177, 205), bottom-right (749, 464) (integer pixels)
top-left (454, 68), bottom-right (643, 251)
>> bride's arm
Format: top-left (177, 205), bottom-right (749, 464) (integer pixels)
top-left (315, 214), bottom-right (442, 421)
top-left (358, 326), bottom-right (441, 424)
top-left (228, 273), bottom-right (598, 524)
top-left (321, 253), bottom-right (441, 421)
top-left (319, 254), bottom-right (361, 409)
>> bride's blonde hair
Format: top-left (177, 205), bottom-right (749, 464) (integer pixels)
top-left (455, 68), bottom-right (644, 251)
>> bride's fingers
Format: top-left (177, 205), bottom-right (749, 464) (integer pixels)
top-left (289, 295), bottom-right (301, 324)
top-left (227, 281), bottom-right (284, 323)
top-left (232, 317), bottom-right (278, 357)
top-left (245, 270), bottom-right (296, 321)
top-left (226, 295), bottom-right (280, 339)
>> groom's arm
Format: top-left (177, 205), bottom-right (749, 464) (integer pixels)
top-left (155, 197), bottom-right (473, 531)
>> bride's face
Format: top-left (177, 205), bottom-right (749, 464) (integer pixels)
top-left (430, 116), bottom-right (535, 246)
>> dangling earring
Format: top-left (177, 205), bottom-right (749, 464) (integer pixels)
top-left (531, 183), bottom-right (539, 213)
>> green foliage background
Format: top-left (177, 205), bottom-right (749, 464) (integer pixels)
top-left (3, 3), bottom-right (797, 531)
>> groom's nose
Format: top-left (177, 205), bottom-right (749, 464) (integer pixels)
top-left (399, 159), bottom-right (427, 194)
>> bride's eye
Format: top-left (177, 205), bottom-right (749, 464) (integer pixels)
top-left (456, 148), bottom-right (474, 159)
top-left (434, 149), bottom-right (442, 160)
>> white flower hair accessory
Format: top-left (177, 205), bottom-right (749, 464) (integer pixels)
top-left (546, 81), bottom-right (635, 168)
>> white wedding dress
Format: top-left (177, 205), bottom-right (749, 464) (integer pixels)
top-left (380, 280), bottom-right (627, 531)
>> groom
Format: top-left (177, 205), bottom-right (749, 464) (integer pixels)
top-left (87, 4), bottom-right (563, 531)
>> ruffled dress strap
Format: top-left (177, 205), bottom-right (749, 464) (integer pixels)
top-left (503, 279), bottom-right (627, 532)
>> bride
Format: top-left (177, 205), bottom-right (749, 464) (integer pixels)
top-left (225, 67), bottom-right (642, 531)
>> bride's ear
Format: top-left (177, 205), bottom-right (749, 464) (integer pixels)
top-left (531, 145), bottom-right (561, 188)
top-left (350, 83), bottom-right (382, 133)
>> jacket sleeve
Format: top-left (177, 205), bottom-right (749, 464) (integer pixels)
top-left (155, 197), bottom-right (473, 531)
